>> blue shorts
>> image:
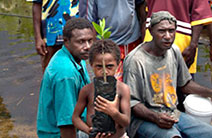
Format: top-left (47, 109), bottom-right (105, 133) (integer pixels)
top-left (136, 112), bottom-right (212, 138)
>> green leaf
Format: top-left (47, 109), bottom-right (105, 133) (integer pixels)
top-left (96, 35), bottom-right (102, 40)
top-left (92, 18), bottom-right (112, 40)
top-left (102, 27), bottom-right (111, 35)
top-left (92, 22), bottom-right (102, 35)
top-left (102, 18), bottom-right (105, 31)
top-left (103, 31), bottom-right (111, 39)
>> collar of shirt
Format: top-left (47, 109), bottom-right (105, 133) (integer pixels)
top-left (61, 45), bottom-right (83, 71)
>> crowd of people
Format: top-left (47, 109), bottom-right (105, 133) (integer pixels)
top-left (28, 0), bottom-right (212, 138)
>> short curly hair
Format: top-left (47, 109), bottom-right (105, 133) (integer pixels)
top-left (89, 40), bottom-right (120, 65)
top-left (63, 17), bottom-right (93, 39)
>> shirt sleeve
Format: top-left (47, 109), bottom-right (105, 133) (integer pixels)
top-left (190, 0), bottom-right (212, 26)
top-left (123, 60), bottom-right (146, 108)
top-left (86, 0), bottom-right (98, 22)
top-left (172, 45), bottom-right (192, 87)
top-left (54, 77), bottom-right (79, 127)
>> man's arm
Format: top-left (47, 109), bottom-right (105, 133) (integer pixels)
top-left (206, 23), bottom-right (212, 62)
top-left (60, 125), bottom-right (77, 138)
top-left (32, 3), bottom-right (47, 56)
top-left (180, 80), bottom-right (212, 97)
top-left (135, 0), bottom-right (147, 42)
top-left (132, 103), bottom-right (177, 129)
top-left (182, 25), bottom-right (203, 68)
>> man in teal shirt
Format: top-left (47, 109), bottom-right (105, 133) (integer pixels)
top-left (37, 18), bottom-right (95, 138)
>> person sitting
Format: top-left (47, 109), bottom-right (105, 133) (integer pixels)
top-left (123, 11), bottom-right (212, 138)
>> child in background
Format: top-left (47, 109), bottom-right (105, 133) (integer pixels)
top-left (72, 40), bottom-right (130, 138)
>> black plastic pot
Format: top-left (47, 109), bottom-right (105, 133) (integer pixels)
top-left (89, 76), bottom-right (117, 138)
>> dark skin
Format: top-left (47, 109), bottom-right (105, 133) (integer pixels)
top-left (59, 28), bottom-right (94, 138)
top-left (133, 20), bottom-right (212, 129)
top-left (182, 25), bottom-right (203, 68)
top-left (72, 53), bottom-right (131, 138)
top-left (32, 3), bottom-right (48, 56)
top-left (135, 0), bottom-right (147, 42)
top-left (60, 125), bottom-right (77, 138)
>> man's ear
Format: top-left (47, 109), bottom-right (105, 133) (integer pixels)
top-left (63, 37), bottom-right (69, 45)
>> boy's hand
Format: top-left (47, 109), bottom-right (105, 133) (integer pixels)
top-left (94, 94), bottom-right (119, 116)
top-left (95, 132), bottom-right (111, 138)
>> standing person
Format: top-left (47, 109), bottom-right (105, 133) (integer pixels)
top-left (123, 11), bottom-right (212, 138)
top-left (29, 0), bottom-right (79, 72)
top-left (72, 40), bottom-right (131, 138)
top-left (141, 0), bottom-right (212, 111)
top-left (79, 0), bottom-right (142, 81)
top-left (143, 0), bottom-right (212, 73)
top-left (207, 0), bottom-right (212, 61)
top-left (37, 18), bottom-right (95, 138)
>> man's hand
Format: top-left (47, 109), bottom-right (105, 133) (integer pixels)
top-left (94, 94), bottom-right (119, 117)
top-left (182, 44), bottom-right (197, 68)
top-left (35, 38), bottom-right (47, 56)
top-left (155, 113), bottom-right (178, 129)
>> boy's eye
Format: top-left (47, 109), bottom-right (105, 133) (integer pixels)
top-left (96, 65), bottom-right (103, 68)
top-left (106, 64), bottom-right (114, 68)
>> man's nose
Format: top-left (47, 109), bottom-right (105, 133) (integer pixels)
top-left (84, 41), bottom-right (91, 49)
top-left (164, 31), bottom-right (171, 39)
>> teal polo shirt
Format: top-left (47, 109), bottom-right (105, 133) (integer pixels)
top-left (37, 45), bottom-right (90, 137)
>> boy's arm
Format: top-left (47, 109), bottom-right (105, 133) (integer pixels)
top-left (95, 83), bottom-right (130, 127)
top-left (72, 86), bottom-right (91, 134)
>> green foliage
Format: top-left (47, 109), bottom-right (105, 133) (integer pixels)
top-left (92, 18), bottom-right (111, 40)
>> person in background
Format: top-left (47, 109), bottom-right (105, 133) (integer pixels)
top-left (29, 0), bottom-right (79, 72)
top-left (123, 11), bottom-right (212, 138)
top-left (207, 0), bottom-right (212, 61)
top-left (135, 0), bottom-right (147, 42)
top-left (37, 18), bottom-right (95, 138)
top-left (79, 0), bottom-right (142, 81)
top-left (141, 0), bottom-right (212, 112)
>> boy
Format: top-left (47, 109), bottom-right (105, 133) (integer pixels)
top-left (72, 40), bottom-right (130, 138)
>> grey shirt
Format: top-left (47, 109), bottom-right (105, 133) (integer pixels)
top-left (79, 0), bottom-right (141, 45)
top-left (123, 43), bottom-right (192, 138)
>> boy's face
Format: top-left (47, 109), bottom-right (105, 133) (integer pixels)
top-left (91, 53), bottom-right (118, 77)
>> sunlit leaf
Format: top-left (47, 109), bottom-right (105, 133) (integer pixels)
top-left (103, 31), bottom-right (111, 39)
top-left (96, 35), bottom-right (102, 40)
top-left (102, 18), bottom-right (105, 31)
top-left (92, 18), bottom-right (111, 40)
top-left (92, 22), bottom-right (102, 35)
top-left (103, 27), bottom-right (111, 35)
